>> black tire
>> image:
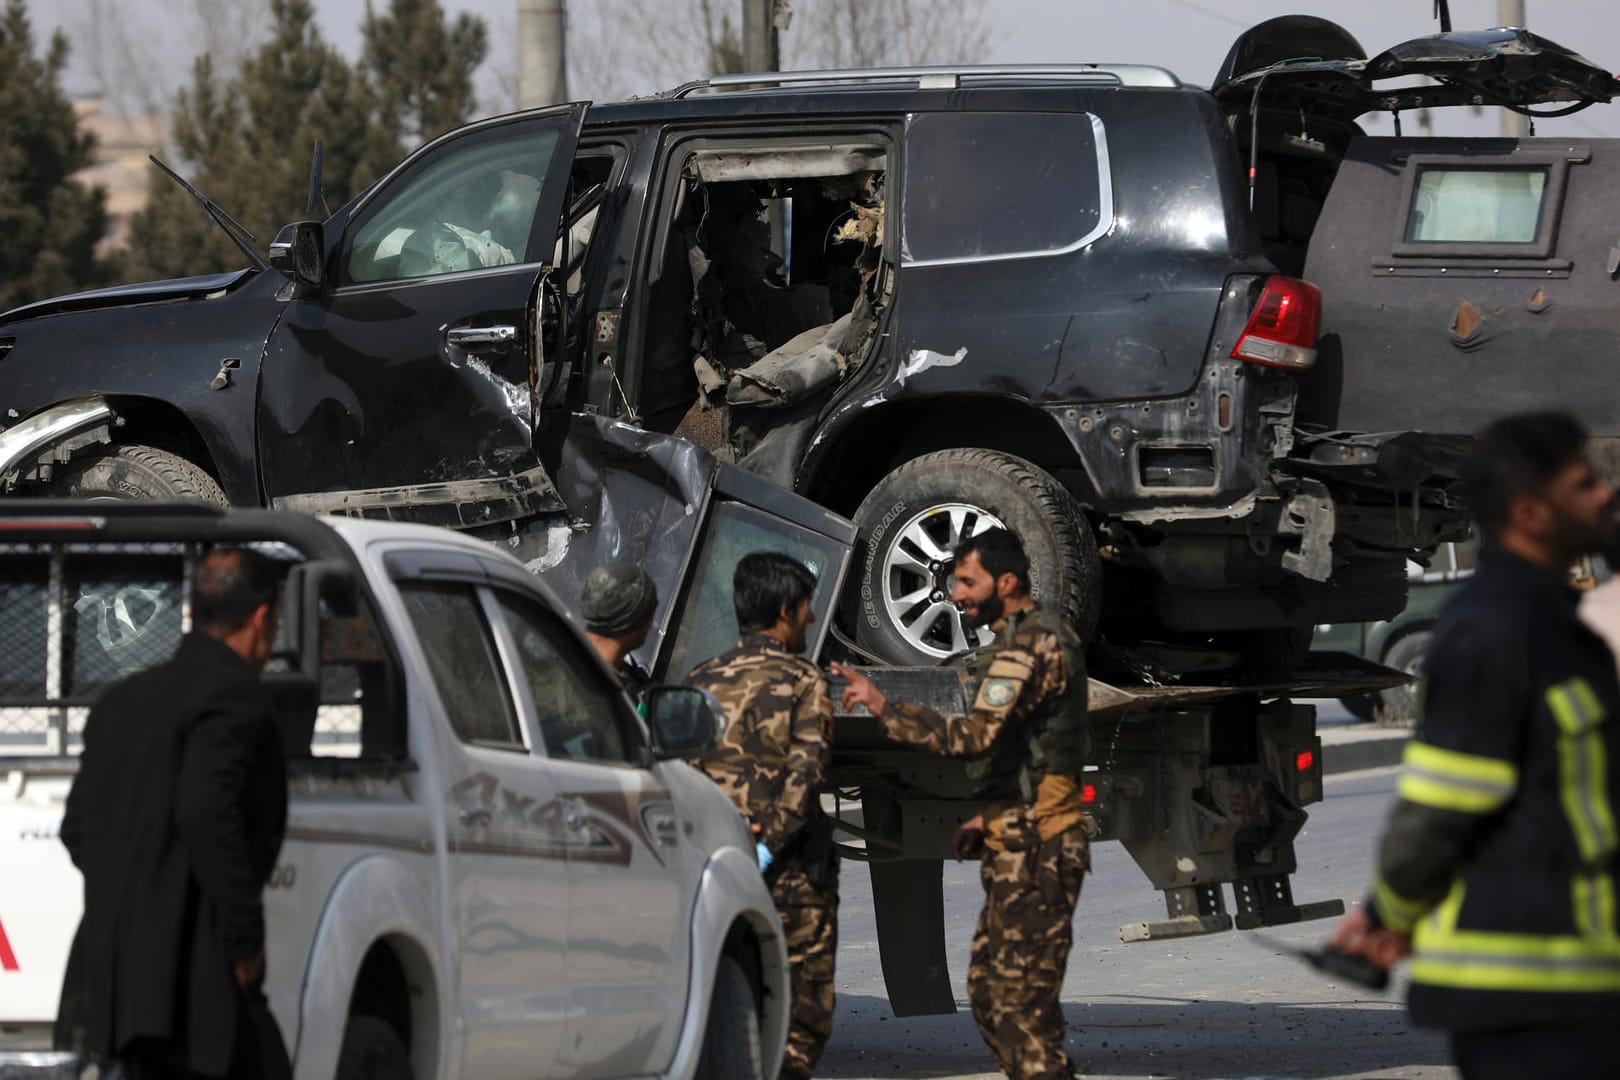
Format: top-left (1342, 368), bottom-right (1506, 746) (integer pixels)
top-left (1376, 629), bottom-right (1432, 720)
top-left (52, 444), bottom-right (227, 504)
top-left (696, 954), bottom-right (763, 1080)
top-left (335, 1015), bottom-right (414, 1080)
top-left (1340, 693), bottom-right (1380, 722)
top-left (847, 449), bottom-right (1101, 665)
top-left (1212, 625), bottom-right (1316, 682)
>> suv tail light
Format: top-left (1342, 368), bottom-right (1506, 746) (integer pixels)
top-left (1231, 276), bottom-right (1320, 370)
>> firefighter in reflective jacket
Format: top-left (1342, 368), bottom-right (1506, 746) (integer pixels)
top-left (1330, 412), bottom-right (1620, 1078)
top-left (835, 527), bottom-right (1091, 1080)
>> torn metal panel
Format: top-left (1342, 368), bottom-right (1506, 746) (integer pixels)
top-left (726, 313), bottom-right (852, 409)
top-left (272, 464), bottom-right (563, 528)
top-left (691, 146), bottom-right (886, 183)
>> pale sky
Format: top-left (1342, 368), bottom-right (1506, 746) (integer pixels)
top-left (26, 0), bottom-right (1620, 139)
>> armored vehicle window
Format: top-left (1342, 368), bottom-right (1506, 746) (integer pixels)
top-left (344, 126), bottom-right (564, 285)
top-left (489, 590), bottom-right (637, 765)
top-left (398, 581), bottom-right (525, 750)
top-left (901, 111), bottom-right (1108, 265)
top-left (663, 501), bottom-right (845, 680)
top-left (1406, 168), bottom-right (1547, 244)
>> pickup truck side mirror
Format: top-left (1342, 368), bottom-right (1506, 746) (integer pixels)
top-left (269, 220), bottom-right (327, 290)
top-left (645, 686), bottom-right (726, 760)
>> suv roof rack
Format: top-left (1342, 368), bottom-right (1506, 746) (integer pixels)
top-left (664, 63), bottom-right (1182, 99)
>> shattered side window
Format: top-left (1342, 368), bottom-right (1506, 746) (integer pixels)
top-left (1406, 167), bottom-right (1548, 244)
top-left (344, 125), bottom-right (564, 285)
top-left (902, 111), bottom-right (1106, 265)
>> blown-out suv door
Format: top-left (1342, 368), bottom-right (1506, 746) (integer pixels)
top-left (257, 104), bottom-right (588, 527)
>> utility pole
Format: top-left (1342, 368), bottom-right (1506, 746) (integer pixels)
top-left (742, 0), bottom-right (785, 73)
top-left (1498, 0), bottom-right (1529, 136)
top-left (518, 0), bottom-right (568, 108)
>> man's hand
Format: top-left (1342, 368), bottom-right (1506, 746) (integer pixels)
top-left (952, 815), bottom-right (986, 861)
top-left (234, 949), bottom-right (265, 990)
top-left (830, 662), bottom-right (887, 717)
top-left (1327, 904), bottom-right (1411, 970)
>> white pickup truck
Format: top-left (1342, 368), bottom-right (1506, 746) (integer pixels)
top-left (0, 501), bottom-right (792, 1080)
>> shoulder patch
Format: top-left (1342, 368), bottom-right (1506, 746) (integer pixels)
top-left (979, 677), bottom-right (1019, 708)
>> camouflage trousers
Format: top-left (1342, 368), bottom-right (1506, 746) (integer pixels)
top-left (967, 825), bottom-right (1090, 1080)
top-left (770, 858), bottom-right (840, 1080)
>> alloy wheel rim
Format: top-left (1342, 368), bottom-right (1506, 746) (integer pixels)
top-left (880, 502), bottom-right (1006, 658)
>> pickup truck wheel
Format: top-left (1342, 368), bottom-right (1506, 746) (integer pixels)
top-left (1376, 628), bottom-right (1432, 720)
top-left (51, 444), bottom-right (227, 504)
top-left (335, 1015), bottom-right (413, 1080)
top-left (696, 955), bottom-right (763, 1080)
top-left (847, 449), bottom-right (1100, 665)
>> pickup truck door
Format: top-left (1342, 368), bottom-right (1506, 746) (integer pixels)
top-left (390, 565), bottom-right (571, 1080)
top-left (479, 585), bottom-right (689, 1080)
top-left (259, 104), bottom-right (588, 528)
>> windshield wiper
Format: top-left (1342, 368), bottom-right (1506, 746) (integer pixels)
top-left (148, 155), bottom-right (268, 271)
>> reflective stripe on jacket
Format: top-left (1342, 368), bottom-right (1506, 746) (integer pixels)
top-left (1369, 546), bottom-right (1620, 1032)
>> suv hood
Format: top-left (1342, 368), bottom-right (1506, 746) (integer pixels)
top-left (1213, 17), bottom-right (1618, 121)
top-left (0, 269), bottom-right (257, 328)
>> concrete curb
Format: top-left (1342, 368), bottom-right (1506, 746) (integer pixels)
top-left (1321, 727), bottom-right (1411, 775)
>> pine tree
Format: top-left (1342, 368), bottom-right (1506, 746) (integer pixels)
top-left (124, 0), bottom-right (492, 282)
top-left (0, 0), bottom-right (112, 311)
top-left (361, 0), bottom-right (489, 148)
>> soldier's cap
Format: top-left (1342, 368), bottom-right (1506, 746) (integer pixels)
top-left (580, 562), bottom-right (659, 636)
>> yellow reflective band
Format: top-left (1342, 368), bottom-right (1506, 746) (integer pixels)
top-left (1546, 680), bottom-right (1619, 865)
top-left (1372, 873), bottom-right (1429, 934)
top-left (1411, 950), bottom-right (1620, 993)
top-left (1396, 741), bottom-right (1517, 814)
top-left (1572, 871), bottom-right (1619, 943)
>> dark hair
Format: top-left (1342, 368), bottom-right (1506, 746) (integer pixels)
top-left (954, 527), bottom-right (1030, 593)
top-left (192, 548), bottom-right (284, 634)
top-left (733, 551), bottom-right (817, 635)
top-left (1460, 412), bottom-right (1588, 538)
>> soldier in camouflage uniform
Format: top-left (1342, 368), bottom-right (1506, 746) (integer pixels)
top-left (685, 551), bottom-right (837, 1080)
top-left (579, 562), bottom-right (657, 697)
top-left (834, 527), bottom-right (1090, 1080)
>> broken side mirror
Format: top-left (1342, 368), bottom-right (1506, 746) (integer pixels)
top-left (269, 220), bottom-right (327, 291)
top-left (645, 685), bottom-right (725, 759)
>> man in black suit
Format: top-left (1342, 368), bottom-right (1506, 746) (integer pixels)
top-left (55, 547), bottom-right (291, 1079)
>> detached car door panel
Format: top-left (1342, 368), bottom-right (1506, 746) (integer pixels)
top-left (258, 104), bottom-right (587, 525)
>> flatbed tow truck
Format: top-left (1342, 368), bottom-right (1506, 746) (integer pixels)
top-left (823, 653), bottom-right (1406, 1016)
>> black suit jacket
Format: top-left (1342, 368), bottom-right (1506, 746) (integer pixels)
top-left (55, 633), bottom-right (288, 1077)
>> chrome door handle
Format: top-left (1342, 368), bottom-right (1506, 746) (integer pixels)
top-left (446, 325), bottom-right (517, 349)
top-left (458, 805), bottom-right (491, 827)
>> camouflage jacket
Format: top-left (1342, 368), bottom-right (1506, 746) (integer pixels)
top-left (879, 604), bottom-right (1077, 767)
top-left (685, 633), bottom-right (834, 852)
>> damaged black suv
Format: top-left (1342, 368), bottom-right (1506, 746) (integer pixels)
top-left (1, 16), bottom-right (1614, 667)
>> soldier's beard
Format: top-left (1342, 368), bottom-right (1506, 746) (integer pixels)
top-left (962, 592), bottom-right (1003, 629)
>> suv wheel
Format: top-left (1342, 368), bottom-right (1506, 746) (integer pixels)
top-left (696, 955), bottom-right (763, 1080)
top-left (848, 449), bottom-right (1100, 665)
top-left (51, 444), bottom-right (227, 504)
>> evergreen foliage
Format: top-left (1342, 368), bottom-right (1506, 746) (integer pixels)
top-left (0, 0), bottom-right (113, 310)
top-left (125, 0), bottom-right (488, 282)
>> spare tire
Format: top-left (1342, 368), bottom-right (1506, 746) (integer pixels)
top-left (847, 449), bottom-right (1100, 665)
top-left (52, 444), bottom-right (227, 504)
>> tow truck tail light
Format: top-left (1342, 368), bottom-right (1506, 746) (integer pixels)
top-left (1081, 783), bottom-right (1098, 804)
top-left (1296, 750), bottom-right (1315, 773)
top-left (1231, 275), bottom-right (1320, 371)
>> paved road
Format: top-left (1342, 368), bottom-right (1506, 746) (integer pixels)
top-left (817, 766), bottom-right (1456, 1080)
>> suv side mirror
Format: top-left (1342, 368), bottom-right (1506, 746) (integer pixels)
top-left (645, 686), bottom-right (725, 759)
top-left (269, 220), bottom-right (326, 290)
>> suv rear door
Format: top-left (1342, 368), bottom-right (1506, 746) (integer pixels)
top-left (259, 104), bottom-right (588, 528)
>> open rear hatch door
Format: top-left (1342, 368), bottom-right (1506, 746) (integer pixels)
top-left (1213, 17), bottom-right (1619, 121)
